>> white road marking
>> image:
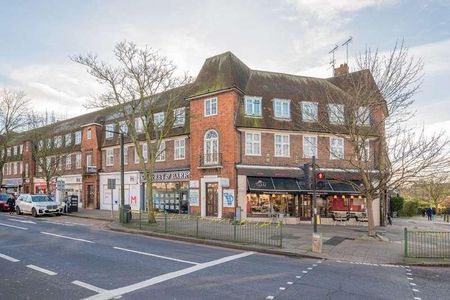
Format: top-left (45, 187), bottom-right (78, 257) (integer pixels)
top-left (43, 221), bottom-right (74, 226)
top-left (406, 272), bottom-right (412, 276)
top-left (407, 277), bottom-right (414, 280)
top-left (9, 219), bottom-right (36, 224)
top-left (0, 222), bottom-right (28, 230)
top-left (302, 270), bottom-right (308, 274)
top-left (0, 253), bottom-right (20, 262)
top-left (307, 267), bottom-right (313, 270)
top-left (279, 287), bottom-right (286, 290)
top-left (83, 251), bottom-right (254, 300)
top-left (266, 296), bottom-right (274, 300)
top-left (414, 297), bottom-right (421, 300)
top-left (412, 289), bottom-right (420, 292)
top-left (72, 281), bottom-right (107, 293)
top-left (113, 246), bottom-right (199, 265)
top-left (296, 276), bottom-right (301, 279)
top-left (26, 264), bottom-right (57, 276)
top-left (410, 283), bottom-right (417, 286)
top-left (287, 282), bottom-right (293, 285)
top-left (313, 264), bottom-right (318, 267)
top-left (41, 232), bottom-right (95, 243)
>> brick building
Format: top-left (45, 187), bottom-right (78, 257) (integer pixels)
top-left (1, 52), bottom-right (385, 225)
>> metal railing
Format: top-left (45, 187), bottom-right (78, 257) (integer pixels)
top-left (199, 153), bottom-right (222, 167)
top-left (404, 228), bottom-right (450, 258)
top-left (129, 212), bottom-right (283, 247)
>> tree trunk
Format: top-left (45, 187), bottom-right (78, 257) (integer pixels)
top-left (146, 180), bottom-right (156, 223)
top-left (46, 178), bottom-right (51, 195)
top-left (366, 195), bottom-right (376, 237)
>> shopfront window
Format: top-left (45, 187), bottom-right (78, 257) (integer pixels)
top-left (152, 182), bottom-right (189, 214)
top-left (247, 193), bottom-right (297, 218)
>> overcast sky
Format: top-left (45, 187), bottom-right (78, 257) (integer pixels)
top-left (1, 0), bottom-right (449, 132)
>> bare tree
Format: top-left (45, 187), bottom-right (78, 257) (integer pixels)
top-left (26, 112), bottom-right (72, 194)
top-left (72, 41), bottom-right (192, 223)
top-left (415, 175), bottom-right (449, 212)
top-left (0, 88), bottom-right (30, 185)
top-left (311, 40), bottom-right (450, 236)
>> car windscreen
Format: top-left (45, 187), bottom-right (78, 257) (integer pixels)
top-left (0, 194), bottom-right (9, 201)
top-left (31, 195), bottom-right (54, 202)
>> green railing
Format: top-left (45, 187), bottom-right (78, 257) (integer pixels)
top-left (129, 212), bottom-right (283, 248)
top-left (404, 228), bottom-right (450, 258)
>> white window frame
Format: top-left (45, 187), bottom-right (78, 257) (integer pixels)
top-left (174, 138), bottom-right (185, 160)
top-left (273, 99), bottom-right (291, 119)
top-left (328, 103), bottom-right (345, 124)
top-left (303, 135), bottom-right (318, 159)
top-left (204, 129), bottom-right (219, 164)
top-left (173, 107), bottom-right (186, 127)
top-left (357, 106), bottom-right (370, 126)
top-left (65, 154), bottom-right (72, 169)
top-left (123, 146), bottom-right (128, 165)
top-left (86, 153), bottom-right (92, 167)
top-left (156, 141), bottom-right (165, 162)
top-left (301, 101), bottom-right (318, 122)
top-left (274, 134), bottom-right (290, 157)
top-left (330, 137), bottom-right (344, 160)
top-left (105, 124), bottom-right (114, 139)
top-left (55, 136), bottom-right (62, 148)
top-left (87, 128), bottom-right (92, 140)
top-left (244, 96), bottom-right (262, 117)
top-left (65, 133), bottom-right (72, 146)
top-left (204, 97), bottom-right (218, 117)
top-left (75, 153), bottom-right (81, 169)
top-left (119, 121), bottom-right (128, 134)
top-left (135, 118), bottom-right (144, 133)
top-left (106, 148), bottom-right (114, 166)
top-left (75, 131), bottom-right (82, 144)
top-left (245, 132), bottom-right (261, 156)
top-left (19, 144), bottom-right (23, 154)
top-left (154, 112), bottom-right (165, 128)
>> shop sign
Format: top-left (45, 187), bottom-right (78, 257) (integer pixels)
top-left (189, 189), bottom-right (199, 206)
top-left (189, 180), bottom-right (199, 188)
top-left (223, 189), bottom-right (235, 208)
top-left (3, 178), bottom-right (23, 186)
top-left (152, 170), bottom-right (190, 182)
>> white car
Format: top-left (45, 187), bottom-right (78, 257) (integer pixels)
top-left (15, 194), bottom-right (63, 217)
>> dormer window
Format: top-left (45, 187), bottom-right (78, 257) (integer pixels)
top-left (356, 106), bottom-right (370, 126)
top-left (173, 107), bottom-right (185, 127)
top-left (273, 99), bottom-right (290, 119)
top-left (105, 124), bottom-right (114, 139)
top-left (154, 112), bottom-right (165, 128)
top-left (245, 96), bottom-right (262, 117)
top-left (301, 101), bottom-right (318, 122)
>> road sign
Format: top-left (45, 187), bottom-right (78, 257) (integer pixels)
top-left (56, 180), bottom-right (65, 191)
top-left (139, 172), bottom-right (146, 184)
top-left (107, 178), bottom-right (116, 190)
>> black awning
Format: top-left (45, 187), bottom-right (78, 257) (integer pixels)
top-left (329, 181), bottom-right (359, 193)
top-left (247, 177), bottom-right (275, 191)
top-left (272, 178), bottom-right (300, 191)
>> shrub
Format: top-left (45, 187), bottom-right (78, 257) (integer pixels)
top-left (390, 196), bottom-right (404, 213)
top-left (400, 200), bottom-right (419, 217)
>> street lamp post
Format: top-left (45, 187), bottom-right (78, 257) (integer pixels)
top-left (312, 155), bottom-right (317, 233)
top-left (105, 129), bottom-right (125, 223)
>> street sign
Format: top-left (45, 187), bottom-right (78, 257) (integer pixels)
top-left (107, 178), bottom-right (116, 190)
top-left (56, 180), bottom-right (65, 191)
top-left (139, 172), bottom-right (147, 184)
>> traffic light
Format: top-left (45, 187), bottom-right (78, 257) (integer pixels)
top-left (317, 172), bottom-right (325, 180)
top-left (316, 172), bottom-right (325, 190)
top-left (303, 163), bottom-right (312, 190)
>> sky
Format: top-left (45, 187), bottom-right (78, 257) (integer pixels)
top-left (0, 0), bottom-right (449, 133)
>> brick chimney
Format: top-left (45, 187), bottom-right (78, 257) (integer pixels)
top-left (333, 63), bottom-right (349, 76)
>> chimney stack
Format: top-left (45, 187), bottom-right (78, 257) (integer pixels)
top-left (333, 63), bottom-right (349, 76)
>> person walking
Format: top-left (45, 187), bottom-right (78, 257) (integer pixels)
top-left (7, 195), bottom-right (15, 215)
top-left (426, 207), bottom-right (432, 221)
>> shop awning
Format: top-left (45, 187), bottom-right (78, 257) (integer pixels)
top-left (329, 181), bottom-right (360, 193)
top-left (247, 177), bottom-right (275, 191)
top-left (272, 178), bottom-right (300, 191)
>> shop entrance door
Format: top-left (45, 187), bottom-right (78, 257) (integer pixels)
top-left (300, 194), bottom-right (312, 220)
top-left (206, 183), bottom-right (218, 217)
top-left (87, 185), bottom-right (95, 208)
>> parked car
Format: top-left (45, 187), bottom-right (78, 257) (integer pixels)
top-left (0, 193), bottom-right (10, 212)
top-left (15, 194), bottom-right (63, 217)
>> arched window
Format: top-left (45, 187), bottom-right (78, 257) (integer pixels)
top-left (204, 129), bottom-right (219, 164)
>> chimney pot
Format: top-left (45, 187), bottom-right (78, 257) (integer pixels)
top-left (334, 63), bottom-right (349, 76)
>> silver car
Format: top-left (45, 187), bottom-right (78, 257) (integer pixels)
top-left (15, 194), bottom-right (63, 217)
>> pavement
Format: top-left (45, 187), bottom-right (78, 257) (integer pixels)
top-left (62, 209), bottom-right (450, 265)
top-left (1, 212), bottom-right (450, 300)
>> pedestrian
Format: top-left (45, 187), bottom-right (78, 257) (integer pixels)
top-left (7, 195), bottom-right (15, 215)
top-left (426, 207), bottom-right (432, 221)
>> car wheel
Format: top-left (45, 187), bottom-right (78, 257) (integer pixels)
top-left (16, 206), bottom-right (22, 215)
top-left (32, 208), bottom-right (38, 218)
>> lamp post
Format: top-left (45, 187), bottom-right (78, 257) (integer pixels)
top-left (312, 155), bottom-right (317, 233)
top-left (105, 129), bottom-right (125, 223)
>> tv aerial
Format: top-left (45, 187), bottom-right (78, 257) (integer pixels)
top-left (341, 36), bottom-right (353, 65)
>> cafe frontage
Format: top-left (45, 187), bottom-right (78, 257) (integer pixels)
top-left (237, 166), bottom-right (380, 225)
